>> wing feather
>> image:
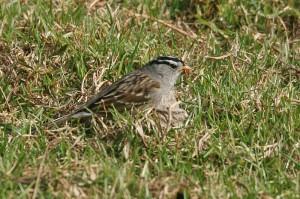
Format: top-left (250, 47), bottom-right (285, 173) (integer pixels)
top-left (73, 71), bottom-right (160, 115)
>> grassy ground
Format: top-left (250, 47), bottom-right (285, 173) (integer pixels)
top-left (0, 0), bottom-right (300, 198)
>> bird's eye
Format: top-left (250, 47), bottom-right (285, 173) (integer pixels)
top-left (169, 64), bottom-right (178, 69)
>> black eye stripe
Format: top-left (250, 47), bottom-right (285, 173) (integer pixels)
top-left (155, 56), bottom-right (184, 65)
top-left (150, 60), bottom-right (178, 69)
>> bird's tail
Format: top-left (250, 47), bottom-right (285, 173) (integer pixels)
top-left (52, 114), bottom-right (72, 124)
top-left (53, 111), bottom-right (93, 124)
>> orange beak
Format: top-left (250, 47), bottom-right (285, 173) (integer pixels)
top-left (179, 65), bottom-right (192, 75)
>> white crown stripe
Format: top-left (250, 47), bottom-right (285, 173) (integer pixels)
top-left (155, 56), bottom-right (184, 64)
top-left (156, 60), bottom-right (178, 66)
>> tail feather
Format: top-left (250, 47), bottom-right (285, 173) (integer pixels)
top-left (53, 112), bottom-right (93, 124)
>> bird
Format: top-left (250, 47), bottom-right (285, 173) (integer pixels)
top-left (53, 56), bottom-right (191, 124)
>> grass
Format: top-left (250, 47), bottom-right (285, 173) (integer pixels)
top-left (0, 0), bottom-right (299, 198)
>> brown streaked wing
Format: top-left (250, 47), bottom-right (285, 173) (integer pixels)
top-left (73, 71), bottom-right (160, 114)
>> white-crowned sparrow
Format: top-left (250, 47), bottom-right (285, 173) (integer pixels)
top-left (53, 56), bottom-right (191, 123)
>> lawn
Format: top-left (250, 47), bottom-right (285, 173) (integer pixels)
top-left (0, 0), bottom-right (299, 198)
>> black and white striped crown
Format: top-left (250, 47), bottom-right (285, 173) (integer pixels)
top-left (149, 56), bottom-right (184, 69)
